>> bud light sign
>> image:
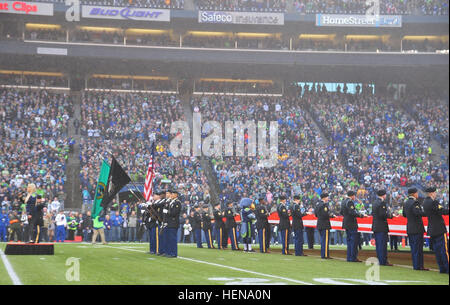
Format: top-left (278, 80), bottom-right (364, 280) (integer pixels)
top-left (199, 11), bottom-right (284, 25)
top-left (82, 5), bottom-right (170, 22)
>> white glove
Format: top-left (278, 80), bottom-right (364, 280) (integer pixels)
top-left (163, 209), bottom-right (168, 214)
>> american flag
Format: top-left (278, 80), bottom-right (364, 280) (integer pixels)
top-left (144, 144), bottom-right (155, 202)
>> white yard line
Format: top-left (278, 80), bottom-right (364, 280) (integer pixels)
top-left (98, 244), bottom-right (313, 285)
top-left (0, 249), bottom-right (23, 285)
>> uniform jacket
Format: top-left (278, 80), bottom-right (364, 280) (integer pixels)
top-left (213, 209), bottom-right (225, 227)
top-left (341, 198), bottom-right (361, 231)
top-left (315, 200), bottom-right (332, 230)
top-left (255, 205), bottom-right (269, 230)
top-left (422, 196), bottom-right (449, 237)
top-left (202, 211), bottom-right (213, 230)
top-left (192, 211), bottom-right (202, 230)
top-left (402, 197), bottom-right (425, 235)
top-left (165, 199), bottom-right (181, 229)
top-left (371, 198), bottom-right (392, 233)
top-left (277, 203), bottom-right (291, 230)
top-left (225, 207), bottom-right (236, 229)
top-left (291, 202), bottom-right (305, 230)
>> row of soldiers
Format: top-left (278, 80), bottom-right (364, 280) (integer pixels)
top-left (141, 186), bottom-right (448, 274)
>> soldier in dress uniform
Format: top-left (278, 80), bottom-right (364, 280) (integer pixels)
top-left (213, 202), bottom-right (227, 249)
top-left (255, 197), bottom-right (271, 253)
top-left (316, 193), bottom-right (334, 259)
top-left (277, 196), bottom-right (291, 255)
top-left (225, 201), bottom-right (239, 250)
top-left (403, 187), bottom-right (428, 270)
top-left (422, 186), bottom-right (449, 274)
top-left (202, 205), bottom-right (214, 249)
top-left (154, 189), bottom-right (170, 256)
top-left (144, 190), bottom-right (164, 254)
top-left (32, 195), bottom-right (46, 243)
top-left (193, 204), bottom-right (203, 248)
top-left (372, 189), bottom-right (393, 266)
top-left (341, 191), bottom-right (364, 262)
top-left (291, 195), bottom-right (307, 256)
top-left (162, 187), bottom-right (181, 258)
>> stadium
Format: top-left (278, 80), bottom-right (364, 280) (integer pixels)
top-left (0, 0), bottom-right (449, 291)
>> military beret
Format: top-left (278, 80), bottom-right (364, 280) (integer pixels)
top-left (377, 189), bottom-right (387, 196)
top-left (407, 188), bottom-right (418, 195)
top-left (36, 195), bottom-right (42, 199)
top-left (425, 186), bottom-right (436, 193)
top-left (202, 205), bottom-right (209, 209)
top-left (347, 191), bottom-right (356, 197)
top-left (293, 195), bottom-right (301, 200)
top-left (320, 193), bottom-right (329, 199)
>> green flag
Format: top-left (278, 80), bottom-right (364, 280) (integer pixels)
top-left (92, 160), bottom-right (111, 218)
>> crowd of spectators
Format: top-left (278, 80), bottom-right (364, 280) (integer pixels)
top-left (72, 30), bottom-right (124, 44)
top-left (402, 39), bottom-right (449, 52)
top-left (87, 77), bottom-right (176, 91)
top-left (195, 81), bottom-right (282, 94)
top-left (1, 73), bottom-right (69, 88)
top-left (25, 28), bottom-right (66, 42)
top-left (78, 91), bottom-right (211, 214)
top-left (0, 88), bottom-right (72, 232)
top-left (293, 0), bottom-right (449, 15)
top-left (126, 33), bottom-right (178, 47)
top-left (195, 0), bottom-right (287, 12)
top-left (0, 78), bottom-right (447, 247)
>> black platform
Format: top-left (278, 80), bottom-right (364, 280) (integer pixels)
top-left (4, 243), bottom-right (54, 255)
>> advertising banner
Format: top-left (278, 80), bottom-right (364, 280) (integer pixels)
top-left (0, 1), bottom-right (53, 16)
top-left (316, 14), bottom-right (402, 28)
top-left (82, 5), bottom-right (170, 22)
top-left (199, 10), bottom-right (284, 25)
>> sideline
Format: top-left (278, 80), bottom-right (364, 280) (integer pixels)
top-left (98, 244), bottom-right (313, 285)
top-left (0, 248), bottom-right (23, 285)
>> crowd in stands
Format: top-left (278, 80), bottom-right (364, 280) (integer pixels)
top-left (293, 0), bottom-right (449, 15)
top-left (0, 88), bottom-right (72, 237)
top-left (195, 0), bottom-right (287, 12)
top-left (72, 30), bottom-right (125, 44)
top-left (1, 74), bottom-right (69, 88)
top-left (78, 91), bottom-right (211, 217)
top-left (127, 33), bottom-right (178, 47)
top-left (87, 77), bottom-right (175, 91)
top-left (25, 28), bottom-right (66, 42)
top-left (195, 81), bottom-right (282, 94)
top-left (402, 39), bottom-right (449, 52)
top-left (0, 79), bottom-right (447, 246)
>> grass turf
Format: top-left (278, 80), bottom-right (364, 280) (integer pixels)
top-left (0, 243), bottom-right (448, 285)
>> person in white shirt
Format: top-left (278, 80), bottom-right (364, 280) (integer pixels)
top-left (55, 211), bottom-right (67, 242)
top-left (50, 197), bottom-right (61, 213)
top-left (183, 219), bottom-right (192, 243)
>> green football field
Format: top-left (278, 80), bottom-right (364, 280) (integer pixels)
top-left (0, 242), bottom-right (448, 285)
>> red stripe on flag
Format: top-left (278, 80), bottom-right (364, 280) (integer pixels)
top-left (144, 156), bottom-right (154, 201)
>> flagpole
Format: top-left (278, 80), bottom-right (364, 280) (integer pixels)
top-left (106, 151), bottom-right (163, 223)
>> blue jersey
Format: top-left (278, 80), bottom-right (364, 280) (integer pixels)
top-left (0, 213), bottom-right (9, 227)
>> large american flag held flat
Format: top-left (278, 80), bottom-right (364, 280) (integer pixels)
top-left (144, 145), bottom-right (155, 201)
